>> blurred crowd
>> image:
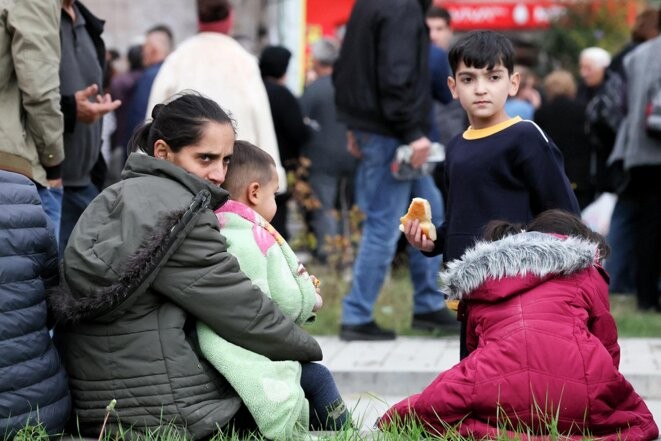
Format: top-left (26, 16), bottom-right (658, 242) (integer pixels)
top-left (2, 0), bottom-right (661, 437)
top-left (91, 4), bottom-right (661, 313)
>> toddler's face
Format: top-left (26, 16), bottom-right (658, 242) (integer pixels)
top-left (448, 61), bottom-right (519, 129)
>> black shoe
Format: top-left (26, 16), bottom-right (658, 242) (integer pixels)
top-left (339, 321), bottom-right (396, 341)
top-left (412, 309), bottom-right (460, 332)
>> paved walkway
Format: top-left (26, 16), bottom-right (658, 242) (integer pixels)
top-left (62, 337), bottom-right (661, 439)
top-left (316, 336), bottom-right (661, 433)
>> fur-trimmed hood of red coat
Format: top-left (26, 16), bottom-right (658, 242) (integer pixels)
top-left (441, 232), bottom-right (601, 301)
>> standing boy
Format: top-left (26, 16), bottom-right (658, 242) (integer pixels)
top-left (402, 31), bottom-right (580, 358)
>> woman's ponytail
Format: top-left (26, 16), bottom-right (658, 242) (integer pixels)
top-left (127, 121), bottom-right (154, 155)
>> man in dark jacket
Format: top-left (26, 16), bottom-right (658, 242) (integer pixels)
top-left (59, 0), bottom-right (120, 255)
top-left (0, 170), bottom-right (71, 437)
top-left (333, 0), bottom-right (456, 341)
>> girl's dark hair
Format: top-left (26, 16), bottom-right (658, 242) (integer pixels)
top-left (483, 209), bottom-right (610, 259)
top-left (128, 92), bottom-right (235, 156)
top-left (448, 30), bottom-right (515, 77)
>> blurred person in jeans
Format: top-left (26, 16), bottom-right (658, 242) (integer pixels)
top-left (300, 37), bottom-right (357, 263)
top-left (608, 10), bottom-right (661, 312)
top-left (603, 8), bottom-right (659, 294)
top-left (333, 0), bottom-right (456, 341)
top-left (0, 0), bottom-right (64, 238)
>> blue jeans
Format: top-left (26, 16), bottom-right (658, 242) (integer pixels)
top-left (308, 169), bottom-right (355, 262)
top-left (300, 362), bottom-right (348, 430)
top-left (60, 183), bottom-right (99, 256)
top-left (342, 131), bottom-right (445, 325)
top-left (37, 185), bottom-right (63, 244)
top-left (605, 197), bottom-right (637, 293)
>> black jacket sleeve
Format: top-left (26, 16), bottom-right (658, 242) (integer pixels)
top-left (376, 1), bottom-right (428, 143)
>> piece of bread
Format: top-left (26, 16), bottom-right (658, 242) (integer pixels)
top-left (445, 299), bottom-right (460, 312)
top-left (399, 197), bottom-right (436, 241)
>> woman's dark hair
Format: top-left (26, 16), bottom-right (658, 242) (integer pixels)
top-left (448, 30), bottom-right (515, 76)
top-left (483, 209), bottom-right (610, 259)
top-left (128, 92), bottom-right (235, 155)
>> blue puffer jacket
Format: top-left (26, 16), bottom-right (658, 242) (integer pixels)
top-left (0, 170), bottom-right (70, 436)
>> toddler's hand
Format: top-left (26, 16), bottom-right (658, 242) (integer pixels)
top-left (311, 275), bottom-right (323, 312)
top-left (402, 219), bottom-right (435, 252)
top-left (313, 293), bottom-right (323, 312)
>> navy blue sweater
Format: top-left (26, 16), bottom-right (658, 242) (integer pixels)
top-left (0, 171), bottom-right (70, 436)
top-left (431, 118), bottom-right (580, 262)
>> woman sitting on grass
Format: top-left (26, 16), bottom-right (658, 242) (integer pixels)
top-left (379, 209), bottom-right (658, 440)
top-left (50, 93), bottom-right (323, 440)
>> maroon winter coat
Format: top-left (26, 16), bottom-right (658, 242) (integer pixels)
top-left (381, 232), bottom-right (658, 440)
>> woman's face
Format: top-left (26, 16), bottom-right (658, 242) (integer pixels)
top-left (155, 121), bottom-right (235, 186)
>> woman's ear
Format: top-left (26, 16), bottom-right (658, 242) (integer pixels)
top-left (246, 181), bottom-right (261, 206)
top-left (153, 139), bottom-right (171, 160)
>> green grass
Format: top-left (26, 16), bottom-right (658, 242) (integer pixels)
top-left (11, 403), bottom-right (606, 441)
top-left (304, 259), bottom-right (661, 338)
top-left (9, 262), bottom-right (656, 441)
top-left (609, 294), bottom-right (661, 337)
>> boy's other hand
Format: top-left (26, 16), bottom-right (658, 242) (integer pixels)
top-left (403, 218), bottom-right (435, 252)
top-left (409, 136), bottom-right (431, 168)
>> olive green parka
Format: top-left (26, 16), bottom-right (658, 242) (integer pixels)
top-left (50, 153), bottom-right (322, 439)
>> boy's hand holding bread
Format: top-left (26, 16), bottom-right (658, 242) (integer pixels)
top-left (399, 197), bottom-right (436, 252)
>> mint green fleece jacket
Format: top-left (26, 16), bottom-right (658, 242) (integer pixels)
top-left (197, 200), bottom-right (318, 440)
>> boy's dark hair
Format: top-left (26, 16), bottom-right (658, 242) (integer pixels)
top-left (426, 6), bottom-right (451, 25)
top-left (223, 140), bottom-right (276, 199)
top-left (448, 30), bottom-right (515, 76)
top-left (128, 91), bottom-right (235, 155)
top-left (483, 209), bottom-right (610, 260)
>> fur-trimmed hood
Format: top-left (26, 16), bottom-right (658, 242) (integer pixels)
top-left (441, 232), bottom-right (600, 300)
top-left (49, 153), bottom-right (225, 323)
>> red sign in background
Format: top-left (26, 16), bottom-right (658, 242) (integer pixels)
top-left (305, 0), bottom-right (566, 37)
top-left (439, 2), bottom-right (567, 30)
top-left (306, 0), bottom-right (639, 36)
top-left (306, 0), bottom-right (354, 40)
